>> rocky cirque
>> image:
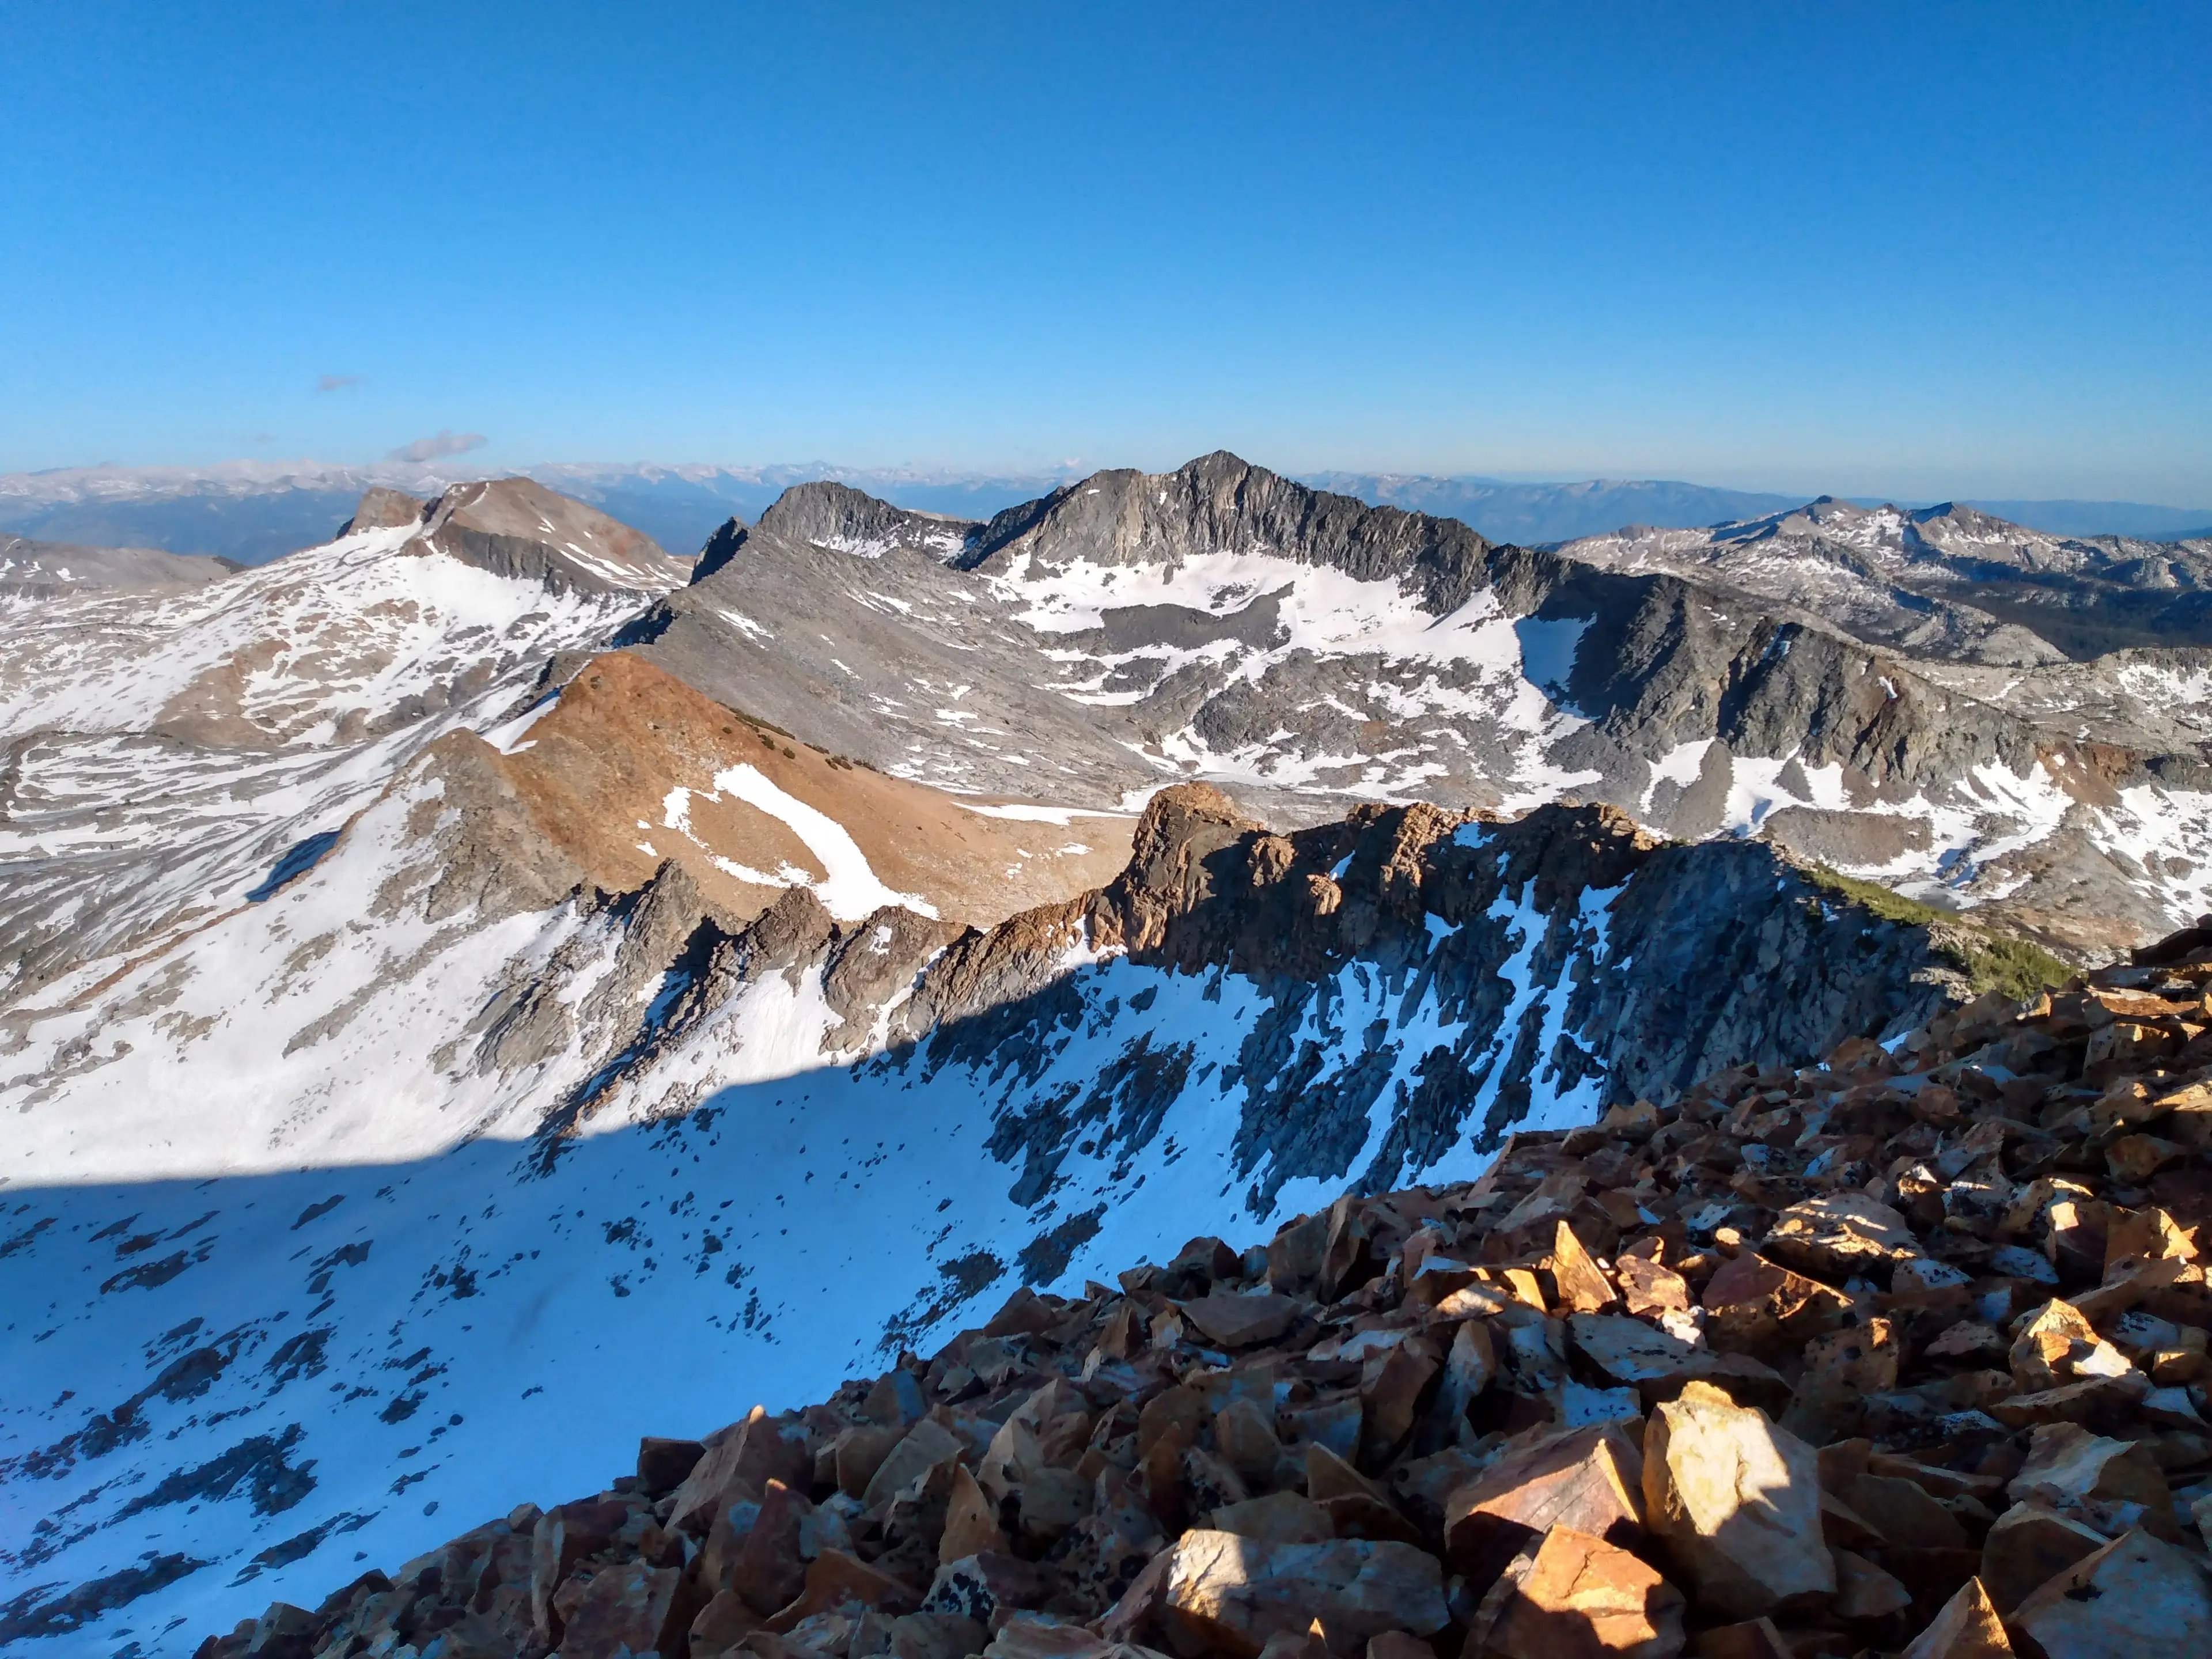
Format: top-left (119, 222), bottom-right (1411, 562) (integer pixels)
top-left (185, 922), bottom-right (2212, 1659)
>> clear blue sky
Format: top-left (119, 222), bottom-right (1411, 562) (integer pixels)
top-left (2, 2), bottom-right (2207, 503)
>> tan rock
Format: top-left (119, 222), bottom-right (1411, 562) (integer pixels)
top-left (1179, 1291), bottom-right (1300, 1350)
top-left (1360, 1333), bottom-right (1442, 1459)
top-left (864, 1417), bottom-right (967, 1509)
top-left (1306, 1444), bottom-right (1420, 1544)
top-left (1443, 1422), bottom-right (1645, 1581)
top-left (2107, 1134), bottom-right (2184, 1184)
top-left (941, 1464), bottom-right (1009, 1565)
top-left (529, 1497), bottom-right (631, 1645)
top-left (721, 1478), bottom-right (814, 1615)
top-left (1898, 1575), bottom-right (2012, 1659)
top-left (1800, 1317), bottom-right (1900, 1392)
top-left (669, 1407), bottom-right (813, 1535)
top-left (1831, 1544), bottom-right (1912, 1620)
top-left (1566, 1313), bottom-right (1785, 1407)
top-left (1364, 1634), bottom-right (1431, 1659)
top-left (1979, 1502), bottom-right (2109, 1616)
top-left (2009, 1527), bottom-right (2212, 1657)
top-left (834, 1424), bottom-right (904, 1499)
top-left (767, 1548), bottom-right (922, 1631)
top-left (1137, 1385), bottom-right (1206, 1459)
top-left (1989, 1373), bottom-right (2151, 1429)
top-left (1619, 1253), bottom-right (1691, 1317)
top-left (1214, 1396), bottom-right (1284, 1485)
top-left (688, 1587), bottom-right (762, 1657)
top-left (1253, 1627), bottom-right (1332, 1659)
top-left (1428, 1319), bottom-right (1496, 1430)
top-left (1763, 1192), bottom-right (1918, 1281)
top-left (1152, 1529), bottom-right (1448, 1658)
top-left (2105, 1205), bottom-right (2199, 1272)
top-left (1471, 1524), bottom-right (1686, 1659)
top-left (1641, 1381), bottom-right (1834, 1619)
top-left (2005, 1422), bottom-right (2172, 1514)
top-left (551, 1560), bottom-right (692, 1659)
top-left (1842, 1472), bottom-right (1973, 1549)
top-left (1210, 1491), bottom-right (1334, 1544)
top-left (1699, 1253), bottom-right (1851, 1354)
top-left (1546, 1219), bottom-right (1620, 1313)
top-left (2009, 1300), bottom-right (2133, 1393)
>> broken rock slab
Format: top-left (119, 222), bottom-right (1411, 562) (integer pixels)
top-left (1978, 1502), bottom-right (2108, 1618)
top-left (1443, 1422), bottom-right (1646, 1585)
top-left (1468, 1524), bottom-right (1687, 1659)
top-left (1898, 1575), bottom-right (2012, 1659)
top-left (1142, 1529), bottom-right (1448, 1658)
top-left (1762, 1193), bottom-right (1919, 1282)
top-left (2008, 1527), bottom-right (2212, 1658)
top-left (1641, 1382), bottom-right (1833, 1619)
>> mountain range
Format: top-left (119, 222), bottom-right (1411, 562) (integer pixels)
top-left (5, 459), bottom-right (2208, 570)
top-left (3, 452), bottom-right (2209, 1652)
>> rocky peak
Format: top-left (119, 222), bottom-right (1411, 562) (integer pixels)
top-left (415, 476), bottom-right (691, 594)
top-left (756, 481), bottom-right (981, 563)
top-left (338, 486), bottom-right (429, 536)
top-left (964, 452), bottom-right (1500, 616)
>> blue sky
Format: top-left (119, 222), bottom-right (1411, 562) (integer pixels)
top-left (2, 2), bottom-right (2207, 503)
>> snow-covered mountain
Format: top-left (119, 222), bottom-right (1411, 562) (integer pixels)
top-left (628, 454), bottom-right (2212, 958)
top-left (0, 454), bottom-right (2195, 1652)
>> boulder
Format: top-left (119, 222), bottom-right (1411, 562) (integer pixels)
top-left (1699, 1253), bottom-right (1851, 1355)
top-left (1210, 1491), bottom-right (1334, 1544)
top-left (1444, 1421), bottom-right (1645, 1582)
top-left (1545, 1219), bottom-right (1620, 1313)
top-left (2009, 1527), bottom-right (2212, 1657)
top-left (1468, 1524), bottom-right (1687, 1659)
top-left (923, 1552), bottom-right (1050, 1630)
top-left (1640, 1382), bottom-right (1833, 1619)
top-left (1618, 1252), bottom-right (1691, 1316)
top-left (1979, 1503), bottom-right (2109, 1617)
top-left (1149, 1529), bottom-right (1448, 1658)
top-left (2010, 1301), bottom-right (2135, 1393)
top-left (1839, 1472), bottom-right (1972, 1549)
top-left (834, 1423), bottom-right (904, 1497)
top-left (547, 1561), bottom-right (691, 1659)
top-left (863, 1416), bottom-right (968, 1508)
top-left (767, 1549), bottom-right (922, 1631)
top-left (1898, 1576), bottom-right (2012, 1659)
top-left (669, 1408), bottom-right (812, 1535)
top-left (1762, 1194), bottom-right (1918, 1281)
top-left (1359, 1334), bottom-right (1442, 1459)
top-left (941, 1464), bottom-right (1009, 1563)
top-left (1179, 1291), bottom-right (1300, 1349)
top-left (2005, 1422), bottom-right (2171, 1518)
top-left (1566, 1313), bottom-right (1785, 1409)
top-left (635, 1435), bottom-right (706, 1496)
top-left (1830, 1546), bottom-right (1912, 1619)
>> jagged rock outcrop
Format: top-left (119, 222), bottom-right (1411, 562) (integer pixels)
top-left (415, 478), bottom-right (692, 593)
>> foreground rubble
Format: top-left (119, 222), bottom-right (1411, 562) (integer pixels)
top-left (198, 921), bottom-right (2212, 1659)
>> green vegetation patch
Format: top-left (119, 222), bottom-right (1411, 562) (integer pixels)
top-left (1800, 865), bottom-right (2072, 999)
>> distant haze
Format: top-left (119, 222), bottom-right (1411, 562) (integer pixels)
top-left (2, 459), bottom-right (2207, 567)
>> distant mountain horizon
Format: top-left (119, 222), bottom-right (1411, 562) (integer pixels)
top-left (3, 454), bottom-right (2207, 565)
